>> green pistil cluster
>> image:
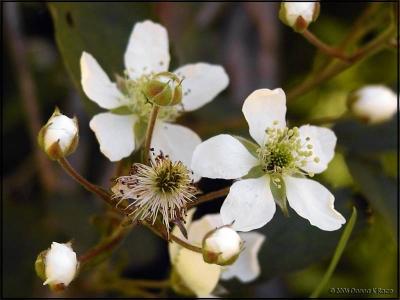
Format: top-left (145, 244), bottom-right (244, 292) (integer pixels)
top-left (117, 71), bottom-right (181, 123)
top-left (257, 123), bottom-right (318, 179)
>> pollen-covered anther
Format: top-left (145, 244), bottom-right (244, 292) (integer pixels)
top-left (111, 152), bottom-right (197, 232)
top-left (257, 125), bottom-right (319, 177)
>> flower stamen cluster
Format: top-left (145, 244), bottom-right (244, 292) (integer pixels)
top-left (257, 122), bottom-right (319, 181)
top-left (112, 153), bottom-right (197, 231)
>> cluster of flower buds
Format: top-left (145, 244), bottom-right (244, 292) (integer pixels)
top-left (143, 71), bottom-right (183, 106)
top-left (202, 225), bottom-right (243, 266)
top-left (279, 1), bottom-right (320, 32)
top-left (37, 108), bottom-right (79, 160)
top-left (347, 85), bottom-right (398, 124)
top-left (35, 242), bottom-right (78, 291)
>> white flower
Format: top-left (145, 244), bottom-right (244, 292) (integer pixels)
top-left (38, 107), bottom-right (79, 160)
top-left (348, 85), bottom-right (398, 124)
top-left (202, 226), bottom-right (242, 266)
top-left (43, 242), bottom-right (78, 287)
top-left (111, 152), bottom-right (197, 231)
top-left (169, 210), bottom-right (265, 297)
top-left (279, 2), bottom-right (320, 31)
top-left (192, 88), bottom-right (346, 232)
top-left (80, 20), bottom-right (229, 166)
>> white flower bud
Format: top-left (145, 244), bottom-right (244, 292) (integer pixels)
top-left (279, 2), bottom-right (320, 32)
top-left (202, 226), bottom-right (242, 266)
top-left (348, 85), bottom-right (398, 124)
top-left (38, 108), bottom-right (79, 160)
top-left (41, 242), bottom-right (78, 288)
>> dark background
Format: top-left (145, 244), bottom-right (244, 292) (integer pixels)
top-left (2, 2), bottom-right (398, 298)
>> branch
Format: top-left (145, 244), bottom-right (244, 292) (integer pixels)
top-left (4, 2), bottom-right (56, 192)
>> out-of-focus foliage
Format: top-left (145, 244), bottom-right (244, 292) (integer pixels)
top-left (3, 2), bottom-right (397, 298)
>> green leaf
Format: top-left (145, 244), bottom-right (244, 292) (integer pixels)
top-left (334, 117), bottom-right (397, 154)
top-left (310, 207), bottom-right (357, 298)
top-left (232, 135), bottom-right (259, 158)
top-left (48, 3), bottom-right (153, 112)
top-left (346, 156), bottom-right (396, 231)
top-left (257, 188), bottom-right (367, 281)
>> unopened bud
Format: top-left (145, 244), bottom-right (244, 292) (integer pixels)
top-left (143, 72), bottom-right (182, 106)
top-left (38, 108), bottom-right (79, 160)
top-left (202, 226), bottom-right (242, 266)
top-left (35, 242), bottom-right (78, 290)
top-left (279, 2), bottom-right (320, 32)
top-left (348, 85), bottom-right (398, 124)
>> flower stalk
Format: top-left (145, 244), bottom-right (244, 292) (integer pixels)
top-left (188, 186), bottom-right (230, 208)
top-left (57, 157), bottom-right (111, 205)
top-left (143, 105), bottom-right (160, 164)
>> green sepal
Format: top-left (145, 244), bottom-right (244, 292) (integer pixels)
top-left (35, 250), bottom-right (48, 281)
top-left (242, 165), bottom-right (265, 179)
top-left (270, 175), bottom-right (289, 217)
top-left (232, 135), bottom-right (259, 158)
top-left (110, 106), bottom-right (134, 115)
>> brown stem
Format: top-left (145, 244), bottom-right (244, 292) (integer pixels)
top-left (4, 2), bottom-right (56, 192)
top-left (302, 29), bottom-right (350, 62)
top-left (188, 186), bottom-right (230, 208)
top-left (142, 105), bottom-right (160, 164)
top-left (146, 222), bottom-right (202, 253)
top-left (79, 224), bottom-right (128, 265)
top-left (57, 157), bottom-right (112, 205)
top-left (287, 26), bottom-right (395, 101)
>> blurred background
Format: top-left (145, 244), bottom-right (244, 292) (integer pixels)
top-left (2, 2), bottom-right (398, 298)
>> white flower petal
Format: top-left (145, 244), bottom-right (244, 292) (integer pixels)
top-left (188, 214), bottom-right (223, 245)
top-left (285, 176), bottom-right (346, 231)
top-left (221, 232), bottom-right (265, 282)
top-left (80, 52), bottom-right (126, 109)
top-left (220, 176), bottom-right (276, 232)
top-left (169, 208), bottom-right (197, 263)
top-left (89, 112), bottom-right (136, 162)
top-left (299, 125), bottom-right (337, 174)
top-left (242, 88), bottom-right (287, 145)
top-left (44, 242), bottom-right (77, 286)
top-left (174, 63), bottom-right (229, 111)
top-left (175, 248), bottom-right (221, 297)
top-left (124, 20), bottom-right (170, 79)
top-left (151, 122), bottom-right (201, 181)
top-left (191, 134), bottom-right (258, 180)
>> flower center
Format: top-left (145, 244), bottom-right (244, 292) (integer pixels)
top-left (117, 71), bottom-right (182, 122)
top-left (111, 153), bottom-right (197, 232)
top-left (257, 123), bottom-right (317, 177)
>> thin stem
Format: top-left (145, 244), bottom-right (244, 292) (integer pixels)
top-left (57, 157), bottom-right (112, 205)
top-left (145, 221), bottom-right (202, 253)
top-left (188, 186), bottom-right (230, 208)
top-left (287, 25), bottom-right (395, 101)
top-left (310, 207), bottom-right (357, 298)
top-left (79, 222), bottom-right (131, 266)
top-left (302, 30), bottom-right (350, 62)
top-left (142, 105), bottom-right (160, 164)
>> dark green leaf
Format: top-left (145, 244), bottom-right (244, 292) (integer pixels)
top-left (346, 156), bottom-right (396, 230)
top-left (334, 117), bottom-right (397, 154)
top-left (48, 3), bottom-right (153, 112)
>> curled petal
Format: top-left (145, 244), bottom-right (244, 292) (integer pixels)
top-left (285, 176), bottom-right (346, 231)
